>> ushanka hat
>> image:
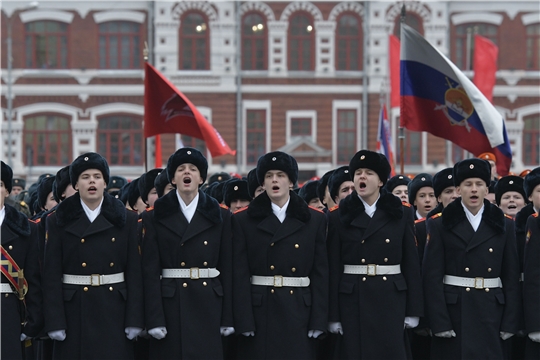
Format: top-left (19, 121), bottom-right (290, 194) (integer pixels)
top-left (495, 175), bottom-right (527, 206)
top-left (385, 174), bottom-right (411, 193)
top-left (256, 151), bottom-right (298, 186)
top-left (53, 165), bottom-right (71, 202)
top-left (524, 167), bottom-right (540, 198)
top-left (1, 161), bottom-right (13, 193)
top-left (107, 175), bottom-right (128, 191)
top-left (246, 168), bottom-right (260, 198)
top-left (70, 152), bottom-right (110, 187)
top-left (223, 178), bottom-right (251, 207)
top-left (12, 178), bottom-right (25, 190)
top-left (37, 176), bottom-right (56, 210)
top-left (154, 168), bottom-right (171, 198)
top-left (298, 180), bottom-right (320, 203)
top-left (408, 173), bottom-right (434, 204)
top-left (349, 150), bottom-right (391, 186)
top-left (317, 169), bottom-right (335, 202)
top-left (207, 172), bottom-right (231, 185)
top-left (328, 166), bottom-right (352, 201)
top-left (432, 168), bottom-right (454, 199)
top-left (138, 168), bottom-right (162, 203)
top-left (166, 147), bottom-right (208, 185)
top-left (453, 158), bottom-right (491, 187)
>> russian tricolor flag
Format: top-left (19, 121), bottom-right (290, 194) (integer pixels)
top-left (400, 24), bottom-right (512, 175)
top-left (376, 104), bottom-right (396, 177)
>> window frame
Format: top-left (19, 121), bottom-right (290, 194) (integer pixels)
top-left (96, 114), bottom-right (144, 166)
top-left (452, 22), bottom-right (499, 70)
top-left (98, 20), bottom-right (142, 69)
top-left (23, 113), bottom-right (72, 166)
top-left (286, 110), bottom-right (317, 143)
top-left (25, 20), bottom-right (69, 69)
top-left (241, 11), bottom-right (268, 71)
top-left (179, 10), bottom-right (210, 70)
top-left (335, 12), bottom-right (363, 71)
top-left (288, 11), bottom-right (315, 71)
top-left (522, 114), bottom-right (540, 166)
top-left (526, 23), bottom-right (540, 70)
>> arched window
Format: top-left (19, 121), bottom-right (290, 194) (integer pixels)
top-left (242, 12), bottom-right (267, 70)
top-left (179, 11), bottom-right (210, 70)
top-left (394, 13), bottom-right (424, 39)
top-left (24, 114), bottom-right (71, 165)
top-left (526, 23), bottom-right (540, 70)
top-left (454, 23), bottom-right (498, 70)
top-left (288, 12), bottom-right (315, 71)
top-left (25, 21), bottom-right (68, 68)
top-left (99, 21), bottom-right (141, 69)
top-left (336, 13), bottom-right (362, 71)
top-left (97, 115), bottom-right (143, 165)
top-left (523, 114), bottom-right (540, 165)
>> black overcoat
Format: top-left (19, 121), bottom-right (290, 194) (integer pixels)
top-left (1, 205), bottom-right (42, 360)
top-left (141, 190), bottom-right (233, 360)
top-left (523, 212), bottom-right (540, 359)
top-left (423, 199), bottom-right (520, 359)
top-left (43, 192), bottom-right (143, 360)
top-left (232, 191), bottom-right (328, 360)
top-left (327, 189), bottom-right (423, 359)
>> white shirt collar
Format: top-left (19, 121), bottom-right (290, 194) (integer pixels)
top-left (271, 197), bottom-right (290, 223)
top-left (81, 197), bottom-right (104, 223)
top-left (358, 194), bottom-right (379, 218)
top-left (461, 201), bottom-right (484, 232)
top-left (0, 206), bottom-right (5, 227)
top-left (415, 210), bottom-right (424, 220)
top-left (177, 191), bottom-right (199, 223)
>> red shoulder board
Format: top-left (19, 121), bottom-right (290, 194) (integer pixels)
top-left (30, 218), bottom-right (40, 224)
top-left (145, 207), bottom-right (154, 212)
top-left (430, 212), bottom-right (442, 220)
top-left (504, 214), bottom-right (514, 220)
top-left (47, 210), bottom-right (56, 217)
top-left (220, 204), bottom-right (229, 210)
top-left (415, 218), bottom-right (426, 224)
top-left (402, 201), bottom-right (411, 207)
top-left (233, 207), bottom-right (248, 215)
top-left (329, 205), bottom-right (339, 212)
top-left (533, 213), bottom-right (539, 218)
top-left (138, 218), bottom-right (142, 223)
top-left (308, 206), bottom-right (324, 213)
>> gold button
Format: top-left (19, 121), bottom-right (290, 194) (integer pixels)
top-left (270, 243), bottom-right (274, 246)
top-left (466, 287), bottom-right (470, 292)
top-left (204, 241), bottom-right (208, 245)
top-left (361, 240), bottom-right (365, 244)
top-left (110, 263), bottom-right (114, 267)
top-left (203, 262), bottom-right (208, 266)
top-left (290, 290), bottom-right (294, 295)
top-left (489, 248), bottom-right (493, 253)
top-left (465, 267), bottom-right (469, 272)
top-left (84, 287), bottom-right (89, 292)
top-left (270, 265), bottom-right (275, 270)
top-left (488, 268), bottom-right (492, 272)
top-left (181, 243), bottom-right (184, 246)
top-left (203, 282), bottom-right (207, 286)
top-left (294, 244), bottom-right (299, 249)
top-left (111, 238), bottom-right (115, 242)
top-left (4, 294), bottom-right (8, 298)
top-left (385, 239), bottom-right (390, 243)
top-left (8, 245), bottom-right (13, 250)
top-left (291, 267), bottom-right (296, 272)
top-left (271, 289), bottom-right (274, 293)
top-left (361, 259), bottom-right (365, 263)
top-left (362, 277), bottom-right (366, 281)
top-left (485, 288), bottom-right (490, 292)
top-left (383, 276), bottom-right (387, 281)
top-left (109, 287), bottom-right (113, 291)
top-left (183, 283), bottom-right (188, 288)
top-left (181, 262), bottom-right (186, 266)
top-left (81, 239), bottom-right (85, 243)
top-left (384, 258), bottom-right (388, 262)
top-left (82, 262), bottom-right (87, 267)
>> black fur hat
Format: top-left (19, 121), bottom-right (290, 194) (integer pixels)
top-left (211, 181), bottom-right (226, 204)
top-left (223, 178), bottom-right (251, 207)
top-left (117, 182), bottom-right (131, 206)
top-left (385, 174), bottom-right (411, 193)
top-left (127, 177), bottom-right (142, 209)
top-left (53, 165), bottom-right (71, 202)
top-left (495, 175), bottom-right (527, 206)
top-left (453, 158), bottom-right (491, 187)
top-left (37, 176), bottom-right (56, 210)
top-left (70, 152), bottom-right (110, 187)
top-left (349, 150), bottom-right (391, 186)
top-left (1, 161), bottom-right (13, 193)
top-left (256, 151), bottom-right (298, 186)
top-left (38, 173), bottom-right (54, 183)
top-left (166, 147), bottom-right (208, 185)
top-left (139, 168), bottom-right (163, 203)
top-left (246, 168), bottom-right (260, 198)
top-left (317, 169), bottom-right (335, 202)
top-left (408, 173), bottom-right (434, 204)
top-left (433, 168), bottom-right (454, 199)
top-left (208, 172), bottom-right (231, 185)
top-left (299, 180), bottom-right (320, 203)
top-left (107, 175), bottom-right (128, 192)
top-left (524, 167), bottom-right (540, 198)
top-left (12, 178), bottom-right (26, 190)
top-left (328, 166), bottom-right (352, 201)
top-left (154, 168), bottom-right (171, 198)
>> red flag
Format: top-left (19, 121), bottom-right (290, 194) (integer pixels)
top-left (155, 134), bottom-right (162, 167)
top-left (144, 62), bottom-right (236, 157)
top-left (473, 35), bottom-right (498, 102)
top-left (389, 35), bottom-right (401, 108)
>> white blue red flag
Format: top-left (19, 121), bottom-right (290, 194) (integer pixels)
top-left (400, 24), bottom-right (512, 175)
top-left (376, 104), bottom-right (396, 177)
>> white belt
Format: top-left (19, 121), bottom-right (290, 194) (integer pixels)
top-left (343, 264), bottom-right (401, 276)
top-left (251, 275), bottom-right (310, 287)
top-left (0, 283), bottom-right (14, 293)
top-left (162, 268), bottom-right (220, 279)
top-left (443, 275), bottom-right (502, 289)
top-left (63, 272), bottom-right (125, 286)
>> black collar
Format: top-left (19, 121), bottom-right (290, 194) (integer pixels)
top-left (154, 190), bottom-right (222, 224)
top-left (338, 188), bottom-right (403, 226)
top-left (3, 204), bottom-right (31, 237)
top-left (246, 191), bottom-right (311, 223)
top-left (55, 192), bottom-right (126, 228)
top-left (441, 198), bottom-right (506, 234)
top-left (515, 203), bottom-right (535, 233)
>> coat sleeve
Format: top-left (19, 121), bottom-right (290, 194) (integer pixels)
top-left (422, 218), bottom-right (453, 333)
top-left (22, 221), bottom-right (44, 337)
top-left (402, 206), bottom-right (424, 317)
top-left (231, 214), bottom-right (256, 333)
top-left (327, 211), bottom-right (342, 323)
top-left (124, 212), bottom-right (144, 329)
top-left (499, 218), bottom-right (520, 334)
top-left (308, 212), bottom-right (329, 332)
top-left (218, 209), bottom-right (234, 327)
top-left (141, 210), bottom-right (167, 329)
top-left (524, 215), bottom-right (540, 333)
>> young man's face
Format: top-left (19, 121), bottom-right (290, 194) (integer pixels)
top-left (10, 186), bottom-right (23, 196)
top-left (414, 186), bottom-right (436, 218)
top-left (456, 177), bottom-right (488, 215)
top-left (438, 186), bottom-right (458, 208)
top-left (308, 197), bottom-right (325, 211)
top-left (44, 192), bottom-right (58, 211)
top-left (75, 169), bottom-right (106, 204)
top-left (334, 181), bottom-right (354, 204)
top-left (147, 187), bottom-right (159, 207)
top-left (323, 185), bottom-right (335, 208)
top-left (488, 160), bottom-right (497, 179)
top-left (163, 183), bottom-right (175, 197)
top-left (253, 186), bottom-right (265, 198)
top-left (230, 199), bottom-right (250, 212)
top-left (392, 185), bottom-right (409, 203)
top-left (172, 163), bottom-right (203, 196)
top-left (262, 170), bottom-right (292, 206)
top-left (62, 184), bottom-right (77, 200)
top-left (499, 191), bottom-right (526, 217)
top-left (529, 184), bottom-right (540, 211)
top-left (353, 168), bottom-right (382, 202)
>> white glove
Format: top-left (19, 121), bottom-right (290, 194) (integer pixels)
top-left (404, 316), bottom-right (420, 329)
top-left (48, 330), bottom-right (66, 341)
top-left (220, 327), bottom-right (235, 336)
top-left (500, 332), bottom-right (514, 340)
top-left (328, 322), bottom-right (343, 335)
top-left (148, 327), bottom-right (167, 340)
top-left (434, 330), bottom-right (456, 338)
top-left (242, 331), bottom-right (255, 336)
top-left (20, 333), bottom-right (30, 341)
top-left (308, 330), bottom-right (324, 338)
top-left (125, 327), bottom-right (143, 340)
top-left (528, 331), bottom-right (540, 342)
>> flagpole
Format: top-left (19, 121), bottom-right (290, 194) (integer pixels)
top-left (399, 4), bottom-right (406, 175)
top-left (143, 41), bottom-right (149, 173)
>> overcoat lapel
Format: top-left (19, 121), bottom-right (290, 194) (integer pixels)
top-left (181, 213), bottom-right (214, 243)
top-left (1, 226), bottom-right (17, 245)
top-left (361, 209), bottom-right (392, 240)
top-left (64, 216), bottom-right (91, 238)
top-left (466, 222), bottom-right (497, 251)
top-left (450, 220), bottom-right (475, 246)
top-left (270, 217), bottom-right (305, 244)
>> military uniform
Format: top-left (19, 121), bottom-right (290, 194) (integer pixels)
top-left (232, 190), bottom-right (328, 360)
top-left (523, 213), bottom-right (540, 359)
top-left (42, 192), bottom-right (143, 359)
top-left (327, 189), bottom-right (423, 359)
top-left (141, 189), bottom-right (233, 359)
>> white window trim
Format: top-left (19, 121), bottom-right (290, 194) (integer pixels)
top-left (451, 13), bottom-right (503, 26)
top-left (93, 11), bottom-right (146, 24)
top-left (20, 10), bottom-right (74, 24)
top-left (522, 13), bottom-right (540, 26)
top-left (332, 100), bottom-right (361, 166)
top-left (286, 110), bottom-right (317, 144)
top-left (242, 100), bottom-right (271, 167)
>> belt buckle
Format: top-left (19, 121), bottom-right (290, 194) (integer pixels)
top-left (367, 264), bottom-right (377, 276)
top-left (190, 267), bottom-right (200, 280)
top-left (90, 274), bottom-right (101, 286)
top-left (474, 277), bottom-right (484, 289)
top-left (273, 275), bottom-right (283, 287)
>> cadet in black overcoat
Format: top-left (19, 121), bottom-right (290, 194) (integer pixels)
top-left (423, 159), bottom-right (520, 360)
top-left (141, 148), bottom-right (233, 359)
top-left (232, 151), bottom-right (328, 360)
top-left (1, 161), bottom-right (43, 360)
top-left (43, 153), bottom-right (143, 359)
top-left (327, 150), bottom-right (423, 360)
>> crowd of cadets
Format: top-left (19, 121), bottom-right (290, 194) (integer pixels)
top-left (1, 148), bottom-right (539, 360)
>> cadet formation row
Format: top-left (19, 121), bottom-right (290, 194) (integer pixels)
top-left (1, 148), bottom-right (539, 360)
